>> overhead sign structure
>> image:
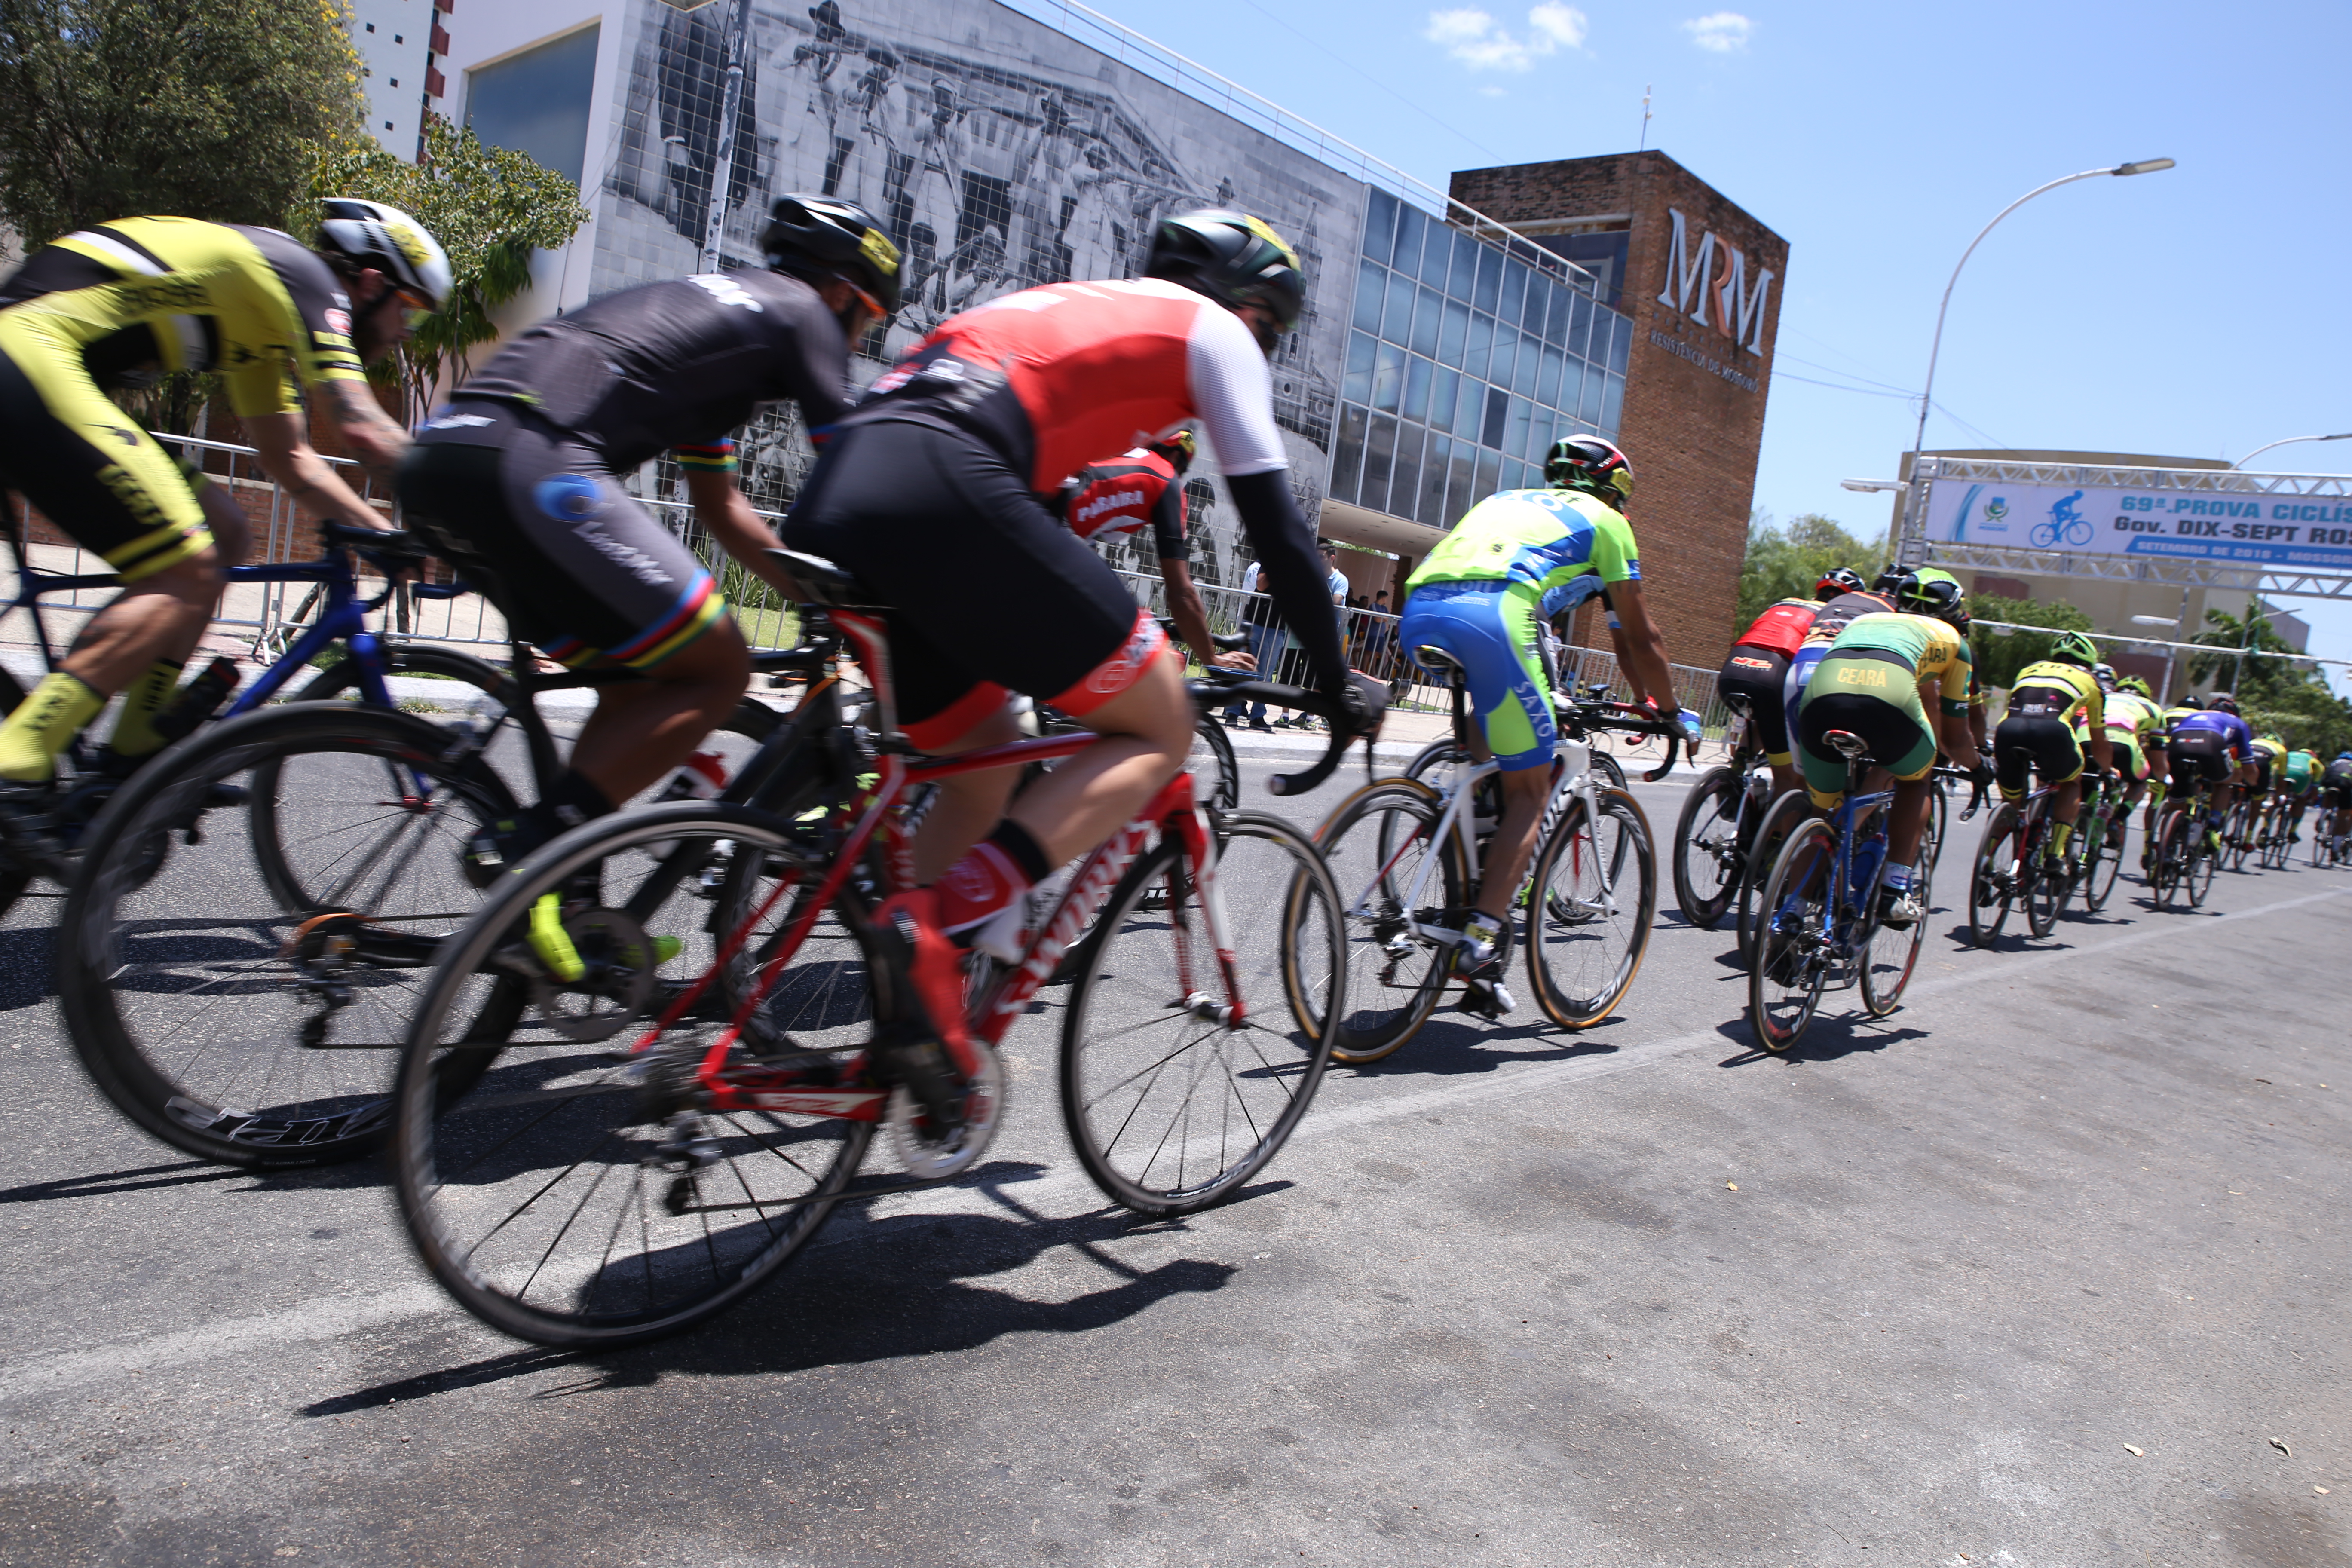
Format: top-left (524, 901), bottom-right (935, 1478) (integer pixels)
top-left (1901, 456), bottom-right (2352, 601)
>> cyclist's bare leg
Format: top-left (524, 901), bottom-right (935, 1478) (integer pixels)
top-left (1473, 766), bottom-right (1552, 922)
top-left (1001, 653), bottom-right (1193, 865)
top-left (567, 616), bottom-right (753, 802)
top-left (1887, 775), bottom-right (1932, 864)
top-left (1767, 761), bottom-right (1802, 800)
top-left (58, 548), bottom-right (222, 695)
top-left (911, 701), bottom-right (1023, 884)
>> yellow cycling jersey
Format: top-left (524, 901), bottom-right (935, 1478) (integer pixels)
top-left (2251, 735), bottom-right (2288, 766)
top-left (2007, 659), bottom-right (2104, 729)
top-left (2082, 689), bottom-right (2161, 740)
top-left (1825, 612), bottom-right (1974, 712)
top-left (0, 216), bottom-right (367, 417)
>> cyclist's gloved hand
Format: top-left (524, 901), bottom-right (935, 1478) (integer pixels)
top-left (1966, 761), bottom-right (1996, 791)
top-left (1327, 669), bottom-right (1388, 740)
top-left (1677, 707), bottom-right (1703, 744)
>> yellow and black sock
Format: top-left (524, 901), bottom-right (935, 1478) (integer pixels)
top-left (2052, 820), bottom-right (2074, 857)
top-left (0, 671), bottom-right (105, 783)
top-left (104, 659), bottom-right (186, 761)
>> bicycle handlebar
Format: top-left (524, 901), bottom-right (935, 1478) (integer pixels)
top-left (1186, 676), bottom-right (1371, 798)
top-left (1563, 699), bottom-right (1692, 783)
top-left (1932, 764), bottom-right (1990, 821)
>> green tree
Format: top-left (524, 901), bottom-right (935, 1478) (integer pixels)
top-left (0, 0), bottom-right (364, 245)
top-left (1736, 509), bottom-right (1892, 627)
top-left (2181, 605), bottom-right (2352, 755)
top-left (309, 118), bottom-right (588, 421)
top-left (2186, 605), bottom-right (2297, 698)
top-left (1964, 594), bottom-right (2095, 692)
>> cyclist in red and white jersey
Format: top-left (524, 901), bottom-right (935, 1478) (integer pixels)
top-left (1717, 567), bottom-right (1855, 799)
top-left (783, 210), bottom-right (1381, 1069)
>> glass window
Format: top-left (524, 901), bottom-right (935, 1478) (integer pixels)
top-left (1537, 346), bottom-right (1564, 408)
top-left (1463, 312), bottom-right (1493, 381)
top-left (1384, 271), bottom-right (1415, 346)
top-left (1524, 405), bottom-right (1557, 462)
top-left (1566, 292), bottom-right (1593, 361)
top-left (1418, 433), bottom-right (1452, 524)
top-left (1547, 282), bottom-right (1577, 343)
top-left (1331, 404), bottom-right (1369, 504)
top-left (1344, 331), bottom-right (1376, 404)
top-left (1363, 413), bottom-right (1398, 511)
top-left (1401, 355), bottom-right (1433, 422)
top-left (1487, 329), bottom-right (1516, 390)
top-left (1410, 285), bottom-right (1441, 358)
top-left (1556, 358), bottom-right (1584, 420)
top-left (1388, 423), bottom-right (1424, 521)
top-left (1505, 395), bottom-right (1531, 462)
top-left (1481, 385), bottom-right (1509, 448)
top-left (1456, 376), bottom-right (1486, 438)
top-left (1393, 202), bottom-right (1427, 274)
top-left (1605, 312), bottom-right (1632, 376)
top-left (1498, 263), bottom-right (1526, 331)
top-left (1353, 260), bottom-right (1386, 336)
top-left (1449, 231), bottom-right (1479, 300)
top-left (1449, 438), bottom-right (1476, 516)
top-left (1601, 374), bottom-right (1624, 435)
top-left (1428, 365), bottom-right (1460, 434)
top-left (1473, 447), bottom-right (1501, 503)
top-left (1371, 341), bottom-right (1405, 412)
top-left (1439, 298), bottom-right (1468, 365)
top-left (1473, 245), bottom-right (1501, 314)
top-left (1512, 334), bottom-right (1540, 398)
top-left (1525, 275), bottom-right (1556, 340)
top-left (1577, 362), bottom-right (1604, 425)
top-left (1362, 188), bottom-right (1399, 263)
top-left (466, 23), bottom-right (600, 184)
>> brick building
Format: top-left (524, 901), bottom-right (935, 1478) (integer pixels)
top-left (1451, 152), bottom-right (1787, 664)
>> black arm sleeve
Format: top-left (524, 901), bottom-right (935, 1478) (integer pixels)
top-left (1225, 469), bottom-right (1347, 693)
top-left (1150, 477), bottom-right (1187, 561)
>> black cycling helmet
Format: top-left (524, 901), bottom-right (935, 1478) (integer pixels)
top-left (2174, 694), bottom-right (2203, 710)
top-left (1893, 570), bottom-right (1967, 626)
top-left (1814, 567), bottom-right (1865, 599)
top-left (2208, 692), bottom-right (2240, 714)
top-left (760, 194), bottom-right (902, 318)
top-left (316, 198), bottom-right (452, 310)
top-left (1544, 435), bottom-right (1635, 506)
top-left (1871, 564), bottom-right (1908, 594)
top-left (1143, 210), bottom-right (1306, 345)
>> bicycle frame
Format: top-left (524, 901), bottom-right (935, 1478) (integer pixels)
top-left (1775, 776), bottom-right (1895, 973)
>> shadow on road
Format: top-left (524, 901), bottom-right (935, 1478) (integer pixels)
top-left (1714, 1015), bottom-right (1930, 1067)
top-left (1335, 1011), bottom-right (1623, 1076)
top-left (299, 1165), bottom-right (1262, 1418)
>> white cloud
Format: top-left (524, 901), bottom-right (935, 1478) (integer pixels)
top-left (1680, 11), bottom-right (1752, 52)
top-left (1424, 3), bottom-right (1589, 71)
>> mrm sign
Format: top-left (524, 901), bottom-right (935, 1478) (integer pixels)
top-left (1655, 208), bottom-right (1773, 357)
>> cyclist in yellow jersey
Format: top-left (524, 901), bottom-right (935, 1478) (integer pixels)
top-left (0, 202), bottom-right (445, 808)
top-left (2076, 664), bottom-right (2158, 853)
top-left (1793, 572), bottom-right (1989, 928)
top-left (1991, 629), bottom-right (2111, 866)
top-left (1398, 434), bottom-right (1685, 1013)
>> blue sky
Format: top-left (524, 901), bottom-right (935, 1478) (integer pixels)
top-left (1057, 0), bottom-right (2352, 685)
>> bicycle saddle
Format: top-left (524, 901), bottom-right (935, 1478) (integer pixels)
top-left (1722, 691), bottom-right (1752, 715)
top-left (1822, 729), bottom-right (1871, 760)
top-left (767, 549), bottom-right (888, 611)
top-left (1412, 644), bottom-right (1467, 681)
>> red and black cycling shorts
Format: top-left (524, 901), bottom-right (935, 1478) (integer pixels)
top-left (784, 417), bottom-right (1175, 749)
top-left (1715, 644), bottom-right (1792, 763)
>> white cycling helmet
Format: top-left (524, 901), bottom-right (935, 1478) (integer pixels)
top-left (316, 198), bottom-right (453, 311)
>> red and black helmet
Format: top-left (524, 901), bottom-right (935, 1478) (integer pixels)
top-left (1814, 567), bottom-right (1866, 599)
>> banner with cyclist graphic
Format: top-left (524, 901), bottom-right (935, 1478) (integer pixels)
top-left (1925, 479), bottom-right (2352, 571)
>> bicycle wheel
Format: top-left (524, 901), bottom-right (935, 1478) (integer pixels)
top-left (2080, 814), bottom-right (2123, 912)
top-left (2222, 803), bottom-right (2254, 872)
top-left (1060, 810), bottom-right (1342, 1217)
top-left (1967, 803), bottom-right (2020, 947)
top-left (2187, 825), bottom-right (2219, 906)
top-left (1587, 747), bottom-right (1630, 795)
top-left (1670, 764), bottom-right (1743, 929)
top-left (58, 705), bottom-right (519, 1168)
top-left (1190, 713), bottom-right (1240, 815)
top-left (393, 804), bottom-right (874, 1348)
top-left (1313, 779), bottom-right (1464, 1063)
top-left (0, 663), bottom-right (31, 920)
top-left (1735, 789), bottom-right (1809, 965)
top-left (2023, 813), bottom-right (2066, 940)
top-left (2150, 811), bottom-right (2187, 910)
top-left (1525, 787), bottom-right (1656, 1029)
top-left (1749, 819), bottom-right (1834, 1051)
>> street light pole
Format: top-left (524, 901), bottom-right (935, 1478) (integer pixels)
top-left (2232, 432), bottom-right (2352, 469)
top-left (1901, 159), bottom-right (2176, 563)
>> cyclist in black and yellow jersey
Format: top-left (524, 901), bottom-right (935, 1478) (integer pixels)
top-left (1793, 575), bottom-right (1989, 928)
top-left (1992, 630), bottom-right (2112, 866)
top-left (2078, 665), bottom-right (2160, 854)
top-left (0, 201), bottom-right (444, 804)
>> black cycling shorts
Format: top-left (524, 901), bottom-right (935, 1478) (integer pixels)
top-left (783, 418), bottom-right (1167, 748)
top-left (1993, 712), bottom-right (2084, 796)
top-left (2249, 756), bottom-right (2274, 793)
top-left (2166, 729), bottom-right (2234, 789)
top-left (2323, 773), bottom-right (2352, 810)
top-left (1716, 645), bottom-right (1791, 763)
top-left (399, 401), bottom-right (724, 670)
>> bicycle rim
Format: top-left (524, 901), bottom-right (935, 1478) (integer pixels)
top-left (1749, 820), bottom-right (1832, 1051)
top-left (58, 706), bottom-right (518, 1168)
top-left (1735, 790), bottom-right (1807, 965)
top-left (1967, 807), bottom-right (2018, 948)
top-left (1314, 780), bottom-right (1456, 1063)
top-left (1670, 765), bottom-right (1741, 929)
top-left (1060, 813), bottom-right (1342, 1217)
top-left (2151, 815), bottom-right (2185, 910)
top-left (1191, 715), bottom-right (1240, 815)
top-left (2082, 828), bottom-right (2122, 911)
top-left (394, 805), bottom-right (874, 1348)
top-left (2188, 834), bottom-right (2217, 906)
top-left (1527, 789), bottom-right (1655, 1029)
top-left (1858, 898), bottom-right (1924, 1018)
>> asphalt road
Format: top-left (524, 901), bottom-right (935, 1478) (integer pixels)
top-left (0, 752), bottom-right (2344, 1567)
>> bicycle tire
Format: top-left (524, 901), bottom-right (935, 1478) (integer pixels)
top-left (1923, 779), bottom-right (1951, 881)
top-left (1670, 764), bottom-right (1743, 929)
top-left (295, 643), bottom-right (519, 710)
top-left (1313, 778), bottom-right (1462, 1064)
top-left (2150, 811), bottom-right (2187, 910)
top-left (58, 704), bottom-right (521, 1168)
top-left (1967, 803), bottom-right (2019, 948)
top-left (1526, 787), bottom-right (1655, 1029)
top-left (2222, 803), bottom-right (2254, 873)
top-left (0, 663), bottom-right (31, 921)
top-left (1860, 805), bottom-right (1931, 1017)
top-left (1061, 810), bottom-right (1341, 1217)
top-left (393, 803), bottom-right (875, 1348)
top-left (1736, 790), bottom-right (1809, 965)
top-left (2187, 826), bottom-right (2218, 906)
top-left (1749, 818), bottom-right (1833, 1052)
top-left (1191, 713), bottom-right (1240, 815)
top-left (2080, 815), bottom-right (2124, 912)
top-left (2023, 805), bottom-right (2065, 940)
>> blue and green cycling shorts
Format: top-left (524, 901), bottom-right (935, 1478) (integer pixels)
top-left (1398, 579), bottom-right (1553, 772)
